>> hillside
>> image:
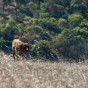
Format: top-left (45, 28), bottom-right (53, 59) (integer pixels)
top-left (0, 51), bottom-right (88, 88)
top-left (0, 1), bottom-right (88, 87)
top-left (0, 0), bottom-right (88, 61)
top-left (0, 1), bottom-right (88, 88)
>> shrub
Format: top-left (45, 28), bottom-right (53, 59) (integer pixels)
top-left (30, 40), bottom-right (58, 61)
top-left (26, 2), bottom-right (37, 17)
top-left (55, 27), bottom-right (88, 62)
top-left (68, 14), bottom-right (83, 28)
top-left (39, 17), bottom-right (60, 33)
top-left (30, 40), bottom-right (51, 56)
top-left (58, 18), bottom-right (68, 30)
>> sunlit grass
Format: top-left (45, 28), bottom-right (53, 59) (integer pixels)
top-left (0, 51), bottom-right (88, 88)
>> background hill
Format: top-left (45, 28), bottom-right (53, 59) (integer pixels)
top-left (0, 0), bottom-right (88, 62)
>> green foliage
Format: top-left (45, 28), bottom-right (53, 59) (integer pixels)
top-left (79, 20), bottom-right (88, 28)
top-left (61, 0), bottom-right (71, 7)
top-left (55, 27), bottom-right (88, 61)
top-left (58, 18), bottom-right (68, 30)
top-left (39, 12), bottom-right (49, 18)
top-left (2, 0), bottom-right (12, 5)
top-left (1, 0), bottom-right (88, 61)
top-left (0, 23), bottom-right (6, 33)
top-left (43, 0), bottom-right (65, 18)
top-left (0, 19), bottom-right (25, 42)
top-left (30, 40), bottom-right (52, 57)
top-left (1, 19), bottom-right (17, 40)
top-left (68, 14), bottom-right (83, 28)
top-left (38, 17), bottom-right (60, 33)
top-left (15, 0), bottom-right (28, 6)
top-left (73, 27), bottom-right (88, 41)
top-left (44, 17), bottom-right (57, 29)
top-left (26, 2), bottom-right (37, 17)
top-left (70, 0), bottom-right (87, 13)
top-left (0, 37), bottom-right (5, 43)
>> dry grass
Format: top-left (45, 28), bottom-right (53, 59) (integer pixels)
top-left (0, 51), bottom-right (88, 88)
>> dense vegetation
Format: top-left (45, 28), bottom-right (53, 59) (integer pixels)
top-left (0, 0), bottom-right (88, 62)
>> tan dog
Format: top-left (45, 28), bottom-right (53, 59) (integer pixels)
top-left (12, 39), bottom-right (29, 60)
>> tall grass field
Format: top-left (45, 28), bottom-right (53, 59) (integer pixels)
top-left (0, 51), bottom-right (88, 88)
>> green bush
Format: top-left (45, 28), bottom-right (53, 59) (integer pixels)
top-left (38, 17), bottom-right (60, 33)
top-left (30, 40), bottom-right (51, 56)
top-left (29, 40), bottom-right (58, 61)
top-left (58, 18), bottom-right (68, 30)
top-left (55, 27), bottom-right (88, 62)
top-left (26, 2), bottom-right (37, 17)
top-left (68, 14), bottom-right (83, 28)
top-left (2, 19), bottom-right (20, 41)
